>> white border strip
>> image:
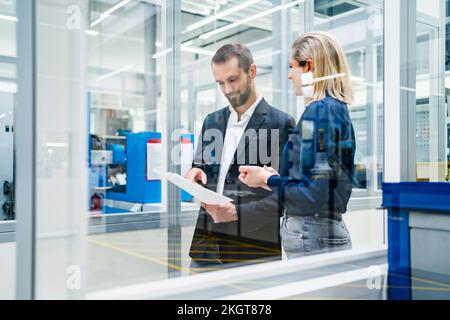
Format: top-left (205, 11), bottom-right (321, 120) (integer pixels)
top-left (86, 247), bottom-right (386, 300)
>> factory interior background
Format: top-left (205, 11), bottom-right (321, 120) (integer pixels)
top-left (0, 0), bottom-right (449, 300)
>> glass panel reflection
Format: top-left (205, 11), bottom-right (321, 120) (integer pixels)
top-left (415, 1), bottom-right (446, 182)
top-left (33, 0), bottom-right (389, 299)
top-left (312, 0), bottom-right (385, 253)
top-left (0, 0), bottom-right (16, 300)
top-left (180, 0), bottom-right (304, 271)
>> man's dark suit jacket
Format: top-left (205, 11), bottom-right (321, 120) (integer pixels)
top-left (189, 98), bottom-right (294, 264)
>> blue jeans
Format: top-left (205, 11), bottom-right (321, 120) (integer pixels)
top-left (281, 215), bottom-right (352, 259)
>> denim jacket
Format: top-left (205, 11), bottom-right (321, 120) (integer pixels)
top-left (239, 95), bottom-right (356, 221)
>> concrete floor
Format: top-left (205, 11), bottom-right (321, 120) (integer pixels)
top-left (0, 209), bottom-right (386, 299)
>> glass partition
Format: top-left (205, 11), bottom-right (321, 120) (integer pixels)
top-left (313, 0), bottom-right (385, 250)
top-left (29, 0), bottom-right (389, 299)
top-left (0, 1), bottom-right (16, 222)
top-left (0, 0), bottom-right (16, 299)
top-left (179, 0), bottom-right (305, 271)
top-left (416, 0), bottom-right (447, 182)
top-left (34, 0), bottom-right (172, 298)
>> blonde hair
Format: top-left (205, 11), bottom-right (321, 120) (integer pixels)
top-left (292, 31), bottom-right (353, 105)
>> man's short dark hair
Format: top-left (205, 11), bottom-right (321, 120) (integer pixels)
top-left (211, 44), bottom-right (254, 73)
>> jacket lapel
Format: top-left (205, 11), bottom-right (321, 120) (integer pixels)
top-left (214, 107), bottom-right (230, 163)
top-left (233, 98), bottom-right (269, 162)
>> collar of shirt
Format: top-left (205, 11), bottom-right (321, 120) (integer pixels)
top-left (227, 94), bottom-right (263, 126)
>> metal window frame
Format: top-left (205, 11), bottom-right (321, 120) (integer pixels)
top-left (304, 0), bottom-right (314, 32)
top-left (15, 0), bottom-right (440, 299)
top-left (384, 0), bottom-right (417, 182)
top-left (384, 0), bottom-right (446, 183)
top-left (272, 0), bottom-right (292, 115)
top-left (15, 0), bottom-right (36, 300)
top-left (164, 0), bottom-right (182, 278)
top-left (417, 1), bottom-right (447, 182)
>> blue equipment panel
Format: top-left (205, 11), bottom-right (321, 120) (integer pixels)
top-left (382, 182), bottom-right (450, 300)
top-left (107, 143), bottom-right (126, 165)
top-left (107, 132), bottom-right (162, 204)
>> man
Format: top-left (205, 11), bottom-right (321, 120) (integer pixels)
top-left (186, 44), bottom-right (294, 268)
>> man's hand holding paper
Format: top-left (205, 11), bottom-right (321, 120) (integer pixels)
top-left (183, 169), bottom-right (237, 223)
top-left (161, 171), bottom-right (233, 205)
top-left (185, 168), bottom-right (207, 185)
top-left (201, 202), bottom-right (238, 224)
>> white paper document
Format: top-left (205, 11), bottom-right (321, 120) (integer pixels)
top-left (159, 171), bottom-right (233, 205)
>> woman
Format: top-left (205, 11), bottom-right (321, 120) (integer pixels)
top-left (239, 31), bottom-right (356, 258)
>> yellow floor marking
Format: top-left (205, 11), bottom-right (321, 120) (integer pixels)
top-left (105, 242), bottom-right (274, 249)
top-left (86, 235), bottom-right (450, 293)
top-left (82, 236), bottom-right (251, 294)
top-left (82, 236), bottom-right (450, 298)
top-left (130, 248), bottom-right (280, 255)
top-left (208, 235), bottom-right (282, 254)
top-left (389, 272), bottom-right (450, 289)
top-left (83, 236), bottom-right (189, 273)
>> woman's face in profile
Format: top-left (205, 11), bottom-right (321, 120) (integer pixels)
top-left (288, 58), bottom-right (307, 96)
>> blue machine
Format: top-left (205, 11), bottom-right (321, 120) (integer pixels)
top-left (88, 125), bottom-right (195, 214)
top-left (382, 182), bottom-right (450, 300)
top-left (107, 143), bottom-right (126, 165)
top-left (107, 132), bottom-right (162, 205)
top-left (102, 132), bottom-right (194, 213)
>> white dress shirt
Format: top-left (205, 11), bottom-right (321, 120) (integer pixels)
top-left (216, 94), bottom-right (263, 195)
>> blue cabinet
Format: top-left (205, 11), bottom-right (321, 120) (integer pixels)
top-left (383, 183), bottom-right (450, 300)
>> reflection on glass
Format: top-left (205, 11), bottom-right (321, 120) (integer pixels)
top-left (0, 1), bottom-right (16, 221)
top-left (313, 0), bottom-right (385, 253)
top-left (32, 0), bottom-right (390, 300)
top-left (87, 0), bottom-right (163, 215)
top-left (0, 0), bottom-right (16, 301)
top-left (315, 0), bottom-right (384, 194)
top-left (180, 0), bottom-right (304, 271)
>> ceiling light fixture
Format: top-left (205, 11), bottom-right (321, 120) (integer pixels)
top-left (200, 0), bottom-right (304, 40)
top-left (0, 14), bottom-right (18, 22)
top-left (90, 0), bottom-right (131, 28)
top-left (85, 30), bottom-right (99, 36)
top-left (181, 45), bottom-right (214, 56)
top-left (95, 64), bottom-right (134, 82)
top-left (184, 0), bottom-right (262, 33)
